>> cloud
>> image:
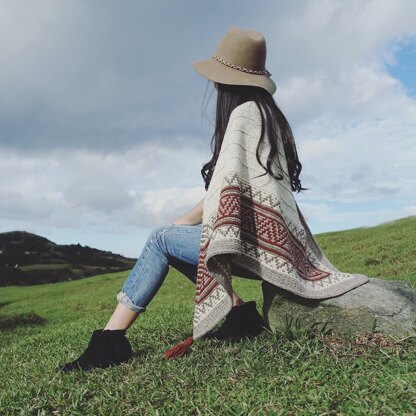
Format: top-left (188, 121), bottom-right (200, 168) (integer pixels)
top-left (0, 145), bottom-right (206, 231)
top-left (0, 0), bottom-right (217, 153)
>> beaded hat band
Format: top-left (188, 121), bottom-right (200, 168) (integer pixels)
top-left (191, 26), bottom-right (277, 95)
top-left (212, 54), bottom-right (272, 78)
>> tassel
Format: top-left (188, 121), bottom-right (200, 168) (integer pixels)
top-left (165, 336), bottom-right (194, 359)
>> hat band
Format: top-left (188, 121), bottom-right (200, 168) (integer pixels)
top-left (212, 54), bottom-right (272, 77)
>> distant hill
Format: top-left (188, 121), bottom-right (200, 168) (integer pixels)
top-left (0, 231), bottom-right (136, 286)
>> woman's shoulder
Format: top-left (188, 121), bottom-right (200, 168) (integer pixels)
top-left (228, 100), bottom-right (262, 128)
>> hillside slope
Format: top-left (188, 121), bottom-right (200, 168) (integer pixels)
top-left (0, 231), bottom-right (136, 286)
top-left (314, 214), bottom-right (416, 283)
top-left (0, 215), bottom-right (415, 414)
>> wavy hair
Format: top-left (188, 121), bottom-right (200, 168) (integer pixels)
top-left (199, 81), bottom-right (309, 194)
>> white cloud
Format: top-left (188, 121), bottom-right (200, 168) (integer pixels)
top-left (262, 1), bottom-right (416, 213)
top-left (0, 144), bottom-right (206, 231)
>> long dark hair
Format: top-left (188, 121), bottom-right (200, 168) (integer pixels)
top-left (200, 81), bottom-right (309, 194)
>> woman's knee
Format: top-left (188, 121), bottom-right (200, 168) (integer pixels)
top-left (147, 223), bottom-right (175, 249)
top-left (148, 223), bottom-right (173, 242)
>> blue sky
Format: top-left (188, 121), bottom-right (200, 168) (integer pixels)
top-left (0, 0), bottom-right (415, 257)
top-left (386, 40), bottom-right (416, 97)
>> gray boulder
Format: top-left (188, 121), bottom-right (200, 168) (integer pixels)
top-left (262, 277), bottom-right (416, 340)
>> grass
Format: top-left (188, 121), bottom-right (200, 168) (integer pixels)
top-left (20, 263), bottom-right (74, 271)
top-left (19, 263), bottom-right (129, 272)
top-left (0, 216), bottom-right (415, 415)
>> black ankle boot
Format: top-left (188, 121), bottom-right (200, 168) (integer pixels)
top-left (202, 301), bottom-right (265, 341)
top-left (58, 328), bottom-right (133, 372)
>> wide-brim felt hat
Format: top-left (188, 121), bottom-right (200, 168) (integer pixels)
top-left (192, 26), bottom-right (276, 96)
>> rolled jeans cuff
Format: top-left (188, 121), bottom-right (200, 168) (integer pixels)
top-left (116, 291), bottom-right (146, 314)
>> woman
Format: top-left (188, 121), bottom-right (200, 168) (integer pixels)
top-left (58, 26), bottom-right (298, 372)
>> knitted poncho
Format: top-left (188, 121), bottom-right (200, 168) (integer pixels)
top-left (165, 100), bottom-right (369, 358)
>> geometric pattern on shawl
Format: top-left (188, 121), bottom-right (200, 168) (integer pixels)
top-left (192, 101), bottom-right (369, 339)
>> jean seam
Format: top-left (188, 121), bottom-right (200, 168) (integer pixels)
top-left (123, 243), bottom-right (151, 294)
top-left (152, 223), bottom-right (175, 245)
top-left (123, 224), bottom-right (173, 297)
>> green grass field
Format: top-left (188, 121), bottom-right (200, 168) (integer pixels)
top-left (1, 216), bottom-right (415, 415)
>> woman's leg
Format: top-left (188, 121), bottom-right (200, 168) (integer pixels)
top-left (105, 222), bottom-right (178, 330)
top-left (104, 303), bottom-right (140, 331)
top-left (59, 224), bottom-right (254, 372)
top-left (104, 223), bottom-right (245, 330)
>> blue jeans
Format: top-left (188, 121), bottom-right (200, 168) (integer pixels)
top-left (116, 222), bottom-right (260, 314)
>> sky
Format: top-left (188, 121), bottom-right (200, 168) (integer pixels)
top-left (1, 0), bottom-right (415, 258)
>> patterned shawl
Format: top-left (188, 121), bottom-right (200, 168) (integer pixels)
top-left (165, 100), bottom-right (369, 358)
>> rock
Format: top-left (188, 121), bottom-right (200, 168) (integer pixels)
top-left (262, 277), bottom-right (416, 340)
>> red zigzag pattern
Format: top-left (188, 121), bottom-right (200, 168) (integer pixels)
top-left (195, 184), bottom-right (331, 305)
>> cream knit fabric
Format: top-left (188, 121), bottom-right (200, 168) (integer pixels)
top-left (192, 100), bottom-right (369, 340)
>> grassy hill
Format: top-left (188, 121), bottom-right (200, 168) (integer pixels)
top-left (0, 217), bottom-right (415, 415)
top-left (0, 231), bottom-right (136, 286)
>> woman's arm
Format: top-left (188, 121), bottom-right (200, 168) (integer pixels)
top-left (173, 197), bottom-right (204, 225)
